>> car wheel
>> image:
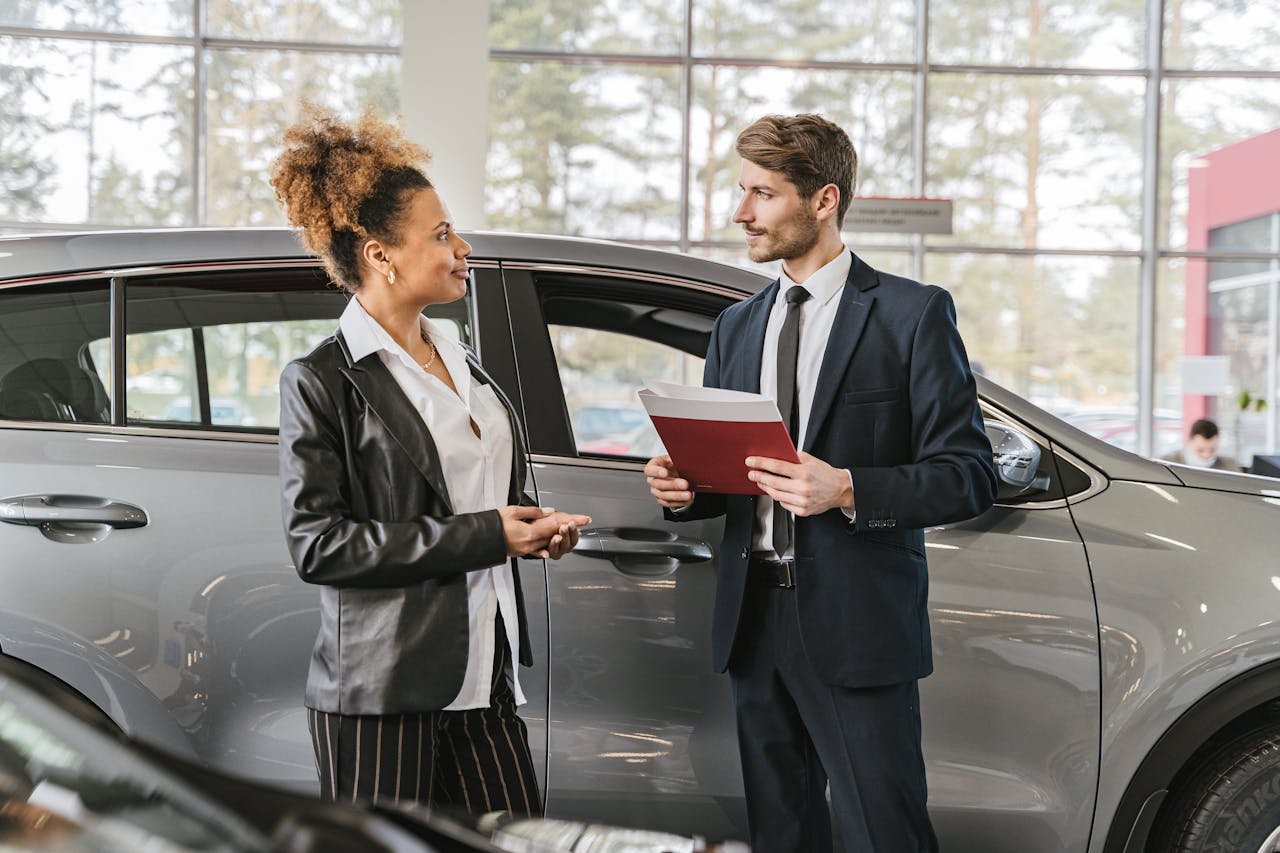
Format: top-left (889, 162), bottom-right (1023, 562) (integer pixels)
top-left (1151, 723), bottom-right (1280, 853)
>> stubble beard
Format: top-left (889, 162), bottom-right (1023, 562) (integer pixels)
top-left (745, 205), bottom-right (821, 264)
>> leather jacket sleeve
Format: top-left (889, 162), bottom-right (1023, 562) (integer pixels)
top-left (279, 358), bottom-right (509, 589)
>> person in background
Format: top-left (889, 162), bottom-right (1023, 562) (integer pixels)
top-left (272, 104), bottom-right (589, 816)
top-left (1162, 418), bottom-right (1241, 471)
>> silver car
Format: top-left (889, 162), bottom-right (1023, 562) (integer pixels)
top-left (2, 229), bottom-right (1279, 853)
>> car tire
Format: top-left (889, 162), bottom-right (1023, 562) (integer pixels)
top-left (1151, 723), bottom-right (1280, 853)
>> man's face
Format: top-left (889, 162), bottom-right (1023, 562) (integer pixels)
top-left (1188, 433), bottom-right (1219, 461)
top-left (732, 159), bottom-right (821, 263)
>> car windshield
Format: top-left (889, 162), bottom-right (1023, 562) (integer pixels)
top-left (0, 673), bottom-right (270, 852)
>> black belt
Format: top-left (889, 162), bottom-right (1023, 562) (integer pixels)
top-left (748, 555), bottom-right (795, 589)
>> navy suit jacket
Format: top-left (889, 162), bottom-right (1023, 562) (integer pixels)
top-left (669, 253), bottom-right (997, 688)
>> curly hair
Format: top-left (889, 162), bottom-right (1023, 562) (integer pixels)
top-left (736, 114), bottom-right (857, 227)
top-left (270, 103), bottom-right (433, 292)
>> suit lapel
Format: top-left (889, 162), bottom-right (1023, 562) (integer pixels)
top-left (737, 281), bottom-right (778, 394)
top-left (803, 255), bottom-right (878, 453)
top-left (337, 332), bottom-right (454, 515)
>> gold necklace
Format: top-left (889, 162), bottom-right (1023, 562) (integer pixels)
top-left (419, 329), bottom-right (437, 370)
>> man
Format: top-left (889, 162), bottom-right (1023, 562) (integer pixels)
top-left (1162, 417), bottom-right (1241, 471)
top-left (645, 114), bottom-right (996, 851)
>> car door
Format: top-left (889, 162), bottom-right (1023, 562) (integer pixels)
top-left (919, 412), bottom-right (1102, 852)
top-left (499, 263), bottom-right (745, 838)
top-left (498, 258), bottom-right (1103, 848)
top-left (0, 266), bottom-right (349, 785)
top-left (0, 263), bottom-right (505, 791)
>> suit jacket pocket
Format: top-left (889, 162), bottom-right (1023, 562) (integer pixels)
top-left (863, 531), bottom-right (925, 559)
top-left (843, 386), bottom-right (901, 405)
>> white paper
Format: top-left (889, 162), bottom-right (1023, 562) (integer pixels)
top-left (638, 381), bottom-right (784, 423)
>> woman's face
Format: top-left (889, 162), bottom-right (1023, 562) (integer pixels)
top-left (384, 188), bottom-right (472, 305)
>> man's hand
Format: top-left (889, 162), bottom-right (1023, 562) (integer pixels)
top-left (644, 455), bottom-right (695, 509)
top-left (500, 506), bottom-right (590, 558)
top-left (745, 452), bottom-right (854, 517)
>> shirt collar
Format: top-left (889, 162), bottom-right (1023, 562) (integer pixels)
top-left (339, 295), bottom-right (457, 366)
top-left (779, 247), bottom-right (851, 308)
top-left (339, 296), bottom-right (384, 363)
top-left (339, 296), bottom-right (470, 396)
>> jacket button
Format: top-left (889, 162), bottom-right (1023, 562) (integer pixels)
top-left (740, 547), bottom-right (749, 559)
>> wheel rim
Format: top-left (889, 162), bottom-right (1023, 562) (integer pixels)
top-left (1257, 825), bottom-right (1280, 853)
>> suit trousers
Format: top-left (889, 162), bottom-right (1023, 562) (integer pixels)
top-left (307, 614), bottom-right (540, 817)
top-left (730, 578), bottom-right (938, 852)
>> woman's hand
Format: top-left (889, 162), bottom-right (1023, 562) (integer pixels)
top-left (542, 510), bottom-right (588, 560)
top-left (499, 506), bottom-right (591, 558)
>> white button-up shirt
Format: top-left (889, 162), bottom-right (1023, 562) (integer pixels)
top-left (340, 296), bottom-right (525, 710)
top-left (753, 248), bottom-right (857, 558)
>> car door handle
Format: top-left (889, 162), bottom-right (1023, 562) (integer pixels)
top-left (0, 495), bottom-right (148, 529)
top-left (574, 527), bottom-right (713, 563)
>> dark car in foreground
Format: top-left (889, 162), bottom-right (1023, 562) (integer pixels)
top-left (0, 652), bottom-right (495, 852)
top-left (2, 229), bottom-right (1280, 853)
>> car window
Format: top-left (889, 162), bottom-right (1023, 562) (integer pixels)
top-left (0, 280), bottom-right (113, 425)
top-left (123, 268), bottom-right (474, 432)
top-left (550, 326), bottom-right (703, 457)
top-left (533, 276), bottom-right (719, 459)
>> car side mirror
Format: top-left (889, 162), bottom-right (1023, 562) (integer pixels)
top-left (985, 420), bottom-right (1052, 499)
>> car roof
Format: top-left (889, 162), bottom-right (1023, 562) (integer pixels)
top-left (1, 228), bottom-right (1197, 488)
top-left (0, 228), bottom-right (771, 294)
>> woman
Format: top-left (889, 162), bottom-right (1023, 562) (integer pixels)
top-left (272, 105), bottom-right (588, 816)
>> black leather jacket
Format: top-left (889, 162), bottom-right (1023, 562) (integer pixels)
top-left (279, 332), bottom-right (534, 715)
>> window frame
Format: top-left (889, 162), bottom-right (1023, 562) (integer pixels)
top-left (119, 263), bottom-right (348, 436)
top-left (0, 258), bottom-right (492, 441)
top-left (499, 262), bottom-right (740, 460)
top-left (0, 275), bottom-right (114, 428)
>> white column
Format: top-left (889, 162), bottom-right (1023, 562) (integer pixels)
top-left (400, 0), bottom-right (491, 229)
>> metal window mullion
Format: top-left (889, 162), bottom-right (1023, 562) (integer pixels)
top-left (1208, 270), bottom-right (1280, 292)
top-left (194, 0), bottom-right (205, 227)
top-left (487, 47), bottom-right (1182, 79)
top-left (1269, 212), bottom-right (1279, 454)
top-left (1161, 249), bottom-right (1280, 261)
top-left (0, 25), bottom-right (400, 55)
top-left (1136, 0), bottom-right (1165, 458)
top-left (0, 25), bottom-right (196, 47)
top-left (679, 0), bottom-right (693, 254)
top-left (911, 0), bottom-right (929, 283)
top-left (1162, 68), bottom-right (1280, 80)
top-left (202, 36), bottom-right (398, 55)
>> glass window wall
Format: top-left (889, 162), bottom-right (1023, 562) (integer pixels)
top-left (0, 1), bottom-right (398, 232)
top-left (4, 1), bottom-right (1279, 463)
top-left (487, 0), bottom-right (1280, 464)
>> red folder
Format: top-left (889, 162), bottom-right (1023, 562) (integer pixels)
top-left (638, 381), bottom-right (800, 495)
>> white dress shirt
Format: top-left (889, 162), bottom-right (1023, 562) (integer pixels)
top-left (753, 248), bottom-right (857, 558)
top-left (339, 296), bottom-right (525, 710)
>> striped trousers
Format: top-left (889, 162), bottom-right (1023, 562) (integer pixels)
top-left (307, 616), bottom-right (541, 817)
